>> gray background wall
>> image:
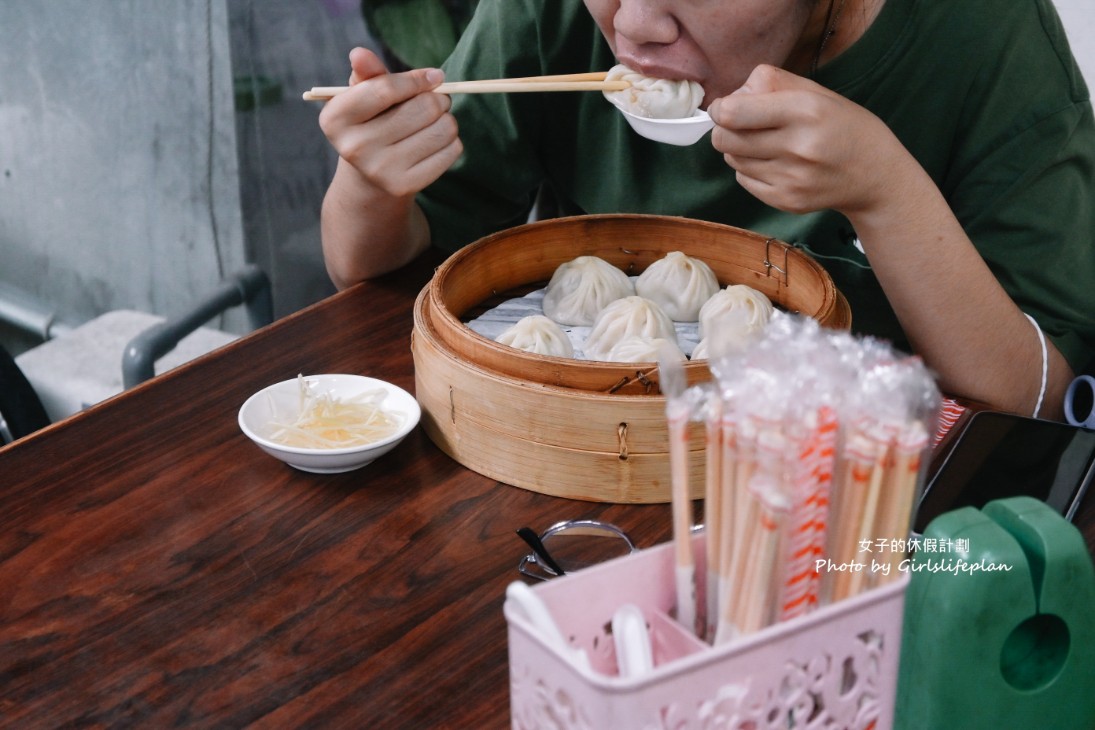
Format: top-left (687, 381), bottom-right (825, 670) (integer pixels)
top-left (0, 0), bottom-right (376, 353)
top-left (1, 1), bottom-right (248, 343)
top-left (0, 0), bottom-right (250, 339)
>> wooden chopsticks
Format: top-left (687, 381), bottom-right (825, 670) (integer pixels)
top-left (302, 71), bottom-right (628, 101)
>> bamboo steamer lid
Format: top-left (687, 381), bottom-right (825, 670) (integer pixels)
top-left (412, 214), bottom-right (851, 503)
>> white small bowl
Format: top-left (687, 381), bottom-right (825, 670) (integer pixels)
top-left (238, 374), bottom-right (421, 474)
top-left (616, 107), bottom-right (715, 146)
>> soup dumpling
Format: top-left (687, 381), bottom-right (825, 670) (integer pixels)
top-left (635, 251), bottom-right (719, 322)
top-left (698, 284), bottom-right (774, 338)
top-left (582, 296), bottom-right (677, 361)
top-left (692, 292), bottom-right (773, 360)
top-left (496, 315), bottom-right (575, 358)
top-left (606, 335), bottom-right (686, 363)
top-left (603, 64), bottom-right (704, 120)
top-left (542, 255), bottom-right (634, 326)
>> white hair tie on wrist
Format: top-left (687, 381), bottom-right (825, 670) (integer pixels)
top-left (1024, 313), bottom-right (1047, 419)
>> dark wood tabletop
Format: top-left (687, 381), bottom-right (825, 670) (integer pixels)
top-left (2, 251), bottom-right (1093, 729)
top-left (0, 252), bottom-right (674, 729)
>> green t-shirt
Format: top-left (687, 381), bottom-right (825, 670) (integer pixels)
top-left (419, 0), bottom-right (1095, 372)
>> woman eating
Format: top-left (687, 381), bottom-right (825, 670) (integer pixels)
top-left (316, 0), bottom-right (1095, 419)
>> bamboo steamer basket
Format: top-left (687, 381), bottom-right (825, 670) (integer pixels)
top-left (411, 214), bottom-right (851, 503)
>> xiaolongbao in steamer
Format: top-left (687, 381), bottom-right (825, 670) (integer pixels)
top-left (496, 315), bottom-right (575, 358)
top-left (542, 255), bottom-right (634, 326)
top-left (698, 284), bottom-right (774, 338)
top-left (582, 296), bottom-right (677, 361)
top-left (635, 251), bottom-right (720, 322)
top-left (692, 306), bottom-right (767, 361)
top-left (603, 64), bottom-right (704, 120)
top-left (606, 335), bottom-right (686, 363)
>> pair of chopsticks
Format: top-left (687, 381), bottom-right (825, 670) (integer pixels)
top-left (302, 71), bottom-right (628, 101)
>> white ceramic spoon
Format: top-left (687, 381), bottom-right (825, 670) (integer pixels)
top-left (613, 106), bottom-right (715, 146)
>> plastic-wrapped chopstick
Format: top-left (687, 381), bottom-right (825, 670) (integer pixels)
top-left (677, 311), bottom-right (941, 646)
top-left (660, 344), bottom-right (696, 635)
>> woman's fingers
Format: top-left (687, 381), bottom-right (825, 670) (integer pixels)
top-left (347, 46), bottom-right (388, 85)
top-left (708, 65), bottom-right (893, 214)
top-left (322, 67), bottom-right (446, 130)
top-left (318, 66), bottom-right (456, 198)
top-left (404, 134), bottom-right (465, 194)
top-left (357, 109), bottom-right (462, 196)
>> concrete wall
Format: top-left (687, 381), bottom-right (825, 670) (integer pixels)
top-left (0, 0), bottom-right (377, 350)
top-left (0, 1), bottom-right (247, 334)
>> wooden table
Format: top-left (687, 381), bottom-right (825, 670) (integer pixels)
top-left (0, 252), bottom-right (673, 729)
top-left (2, 252), bottom-right (1093, 728)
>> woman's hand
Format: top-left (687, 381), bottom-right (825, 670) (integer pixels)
top-left (319, 47), bottom-right (463, 199)
top-left (319, 48), bottom-right (460, 287)
top-left (708, 64), bottom-right (909, 220)
top-left (709, 65), bottom-right (1074, 417)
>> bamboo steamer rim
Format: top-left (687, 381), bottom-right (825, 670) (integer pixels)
top-left (427, 214), bottom-right (851, 395)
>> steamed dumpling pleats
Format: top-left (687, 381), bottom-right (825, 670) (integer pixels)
top-left (542, 255), bottom-right (634, 326)
top-left (606, 335), bottom-right (686, 363)
top-left (582, 296), bottom-right (677, 361)
top-left (692, 289), bottom-right (774, 361)
top-left (635, 251), bottom-right (720, 322)
top-left (698, 285), bottom-right (773, 338)
top-left (603, 64), bottom-right (704, 120)
top-left (496, 315), bottom-right (575, 357)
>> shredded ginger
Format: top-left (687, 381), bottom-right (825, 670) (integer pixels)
top-left (266, 375), bottom-right (403, 449)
